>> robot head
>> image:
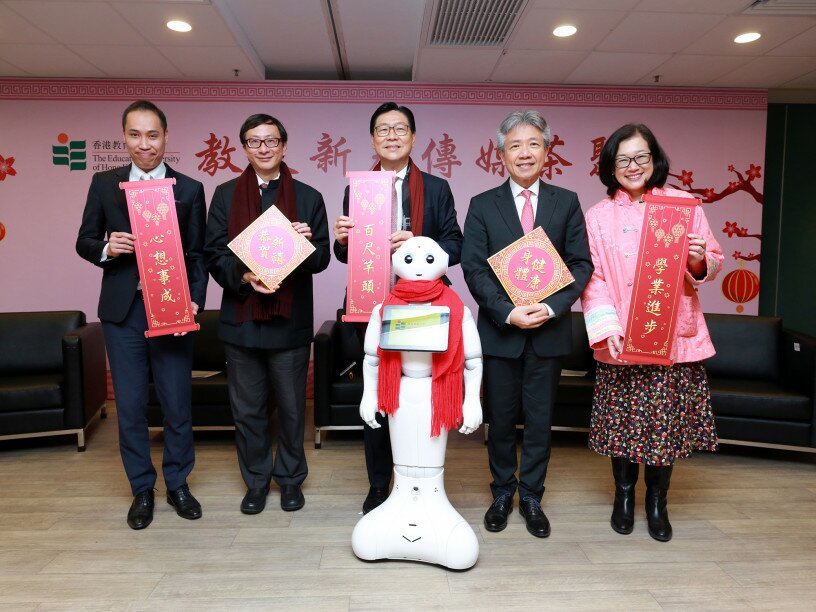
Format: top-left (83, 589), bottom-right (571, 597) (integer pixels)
top-left (392, 236), bottom-right (449, 281)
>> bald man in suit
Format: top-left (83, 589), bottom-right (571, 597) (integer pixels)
top-left (76, 100), bottom-right (207, 530)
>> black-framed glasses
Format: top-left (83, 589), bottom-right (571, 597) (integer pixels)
top-left (374, 123), bottom-right (410, 138)
top-left (245, 137), bottom-right (282, 149)
top-left (614, 152), bottom-right (651, 169)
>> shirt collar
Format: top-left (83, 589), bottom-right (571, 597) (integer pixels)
top-left (509, 178), bottom-right (538, 199)
top-left (613, 186), bottom-right (666, 206)
top-left (129, 161), bottom-right (166, 181)
top-left (393, 163), bottom-right (409, 180)
top-left (256, 171), bottom-right (280, 187)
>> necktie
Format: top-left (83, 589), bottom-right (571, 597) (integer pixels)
top-left (521, 189), bottom-right (534, 234)
top-left (401, 170), bottom-right (411, 231)
top-left (140, 173), bottom-right (150, 181)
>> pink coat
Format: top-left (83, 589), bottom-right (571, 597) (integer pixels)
top-left (581, 187), bottom-right (724, 365)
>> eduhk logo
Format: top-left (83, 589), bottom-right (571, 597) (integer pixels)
top-left (52, 133), bottom-right (86, 170)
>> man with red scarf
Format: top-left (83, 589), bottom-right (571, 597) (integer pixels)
top-left (333, 102), bottom-right (464, 515)
top-left (205, 114), bottom-right (330, 514)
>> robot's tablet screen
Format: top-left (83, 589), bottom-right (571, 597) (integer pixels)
top-left (380, 305), bottom-right (450, 352)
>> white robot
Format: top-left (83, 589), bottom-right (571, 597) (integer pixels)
top-left (351, 236), bottom-right (483, 570)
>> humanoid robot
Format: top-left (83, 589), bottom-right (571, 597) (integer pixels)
top-left (351, 236), bottom-right (483, 570)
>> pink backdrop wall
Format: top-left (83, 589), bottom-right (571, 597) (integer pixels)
top-left (0, 80), bottom-right (766, 326)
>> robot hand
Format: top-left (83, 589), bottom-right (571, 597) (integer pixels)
top-left (458, 394), bottom-right (483, 435)
top-left (360, 398), bottom-right (383, 429)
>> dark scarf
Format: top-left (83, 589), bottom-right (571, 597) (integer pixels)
top-left (227, 162), bottom-right (297, 322)
top-left (372, 157), bottom-right (424, 235)
top-left (377, 278), bottom-right (464, 437)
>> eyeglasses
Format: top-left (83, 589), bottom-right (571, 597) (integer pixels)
top-left (245, 137), bottom-right (282, 149)
top-left (614, 152), bottom-right (652, 170)
top-left (373, 123), bottom-right (410, 138)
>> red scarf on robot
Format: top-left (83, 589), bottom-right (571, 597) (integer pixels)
top-left (377, 278), bottom-right (464, 437)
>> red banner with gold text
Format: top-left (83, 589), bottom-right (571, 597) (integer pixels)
top-left (619, 194), bottom-right (699, 365)
top-left (343, 171), bottom-right (395, 323)
top-left (120, 178), bottom-right (200, 337)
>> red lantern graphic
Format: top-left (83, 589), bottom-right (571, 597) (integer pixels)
top-left (721, 267), bottom-right (759, 313)
top-left (0, 222), bottom-right (5, 242)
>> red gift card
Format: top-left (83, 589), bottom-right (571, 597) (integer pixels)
top-left (488, 227), bottom-right (574, 306)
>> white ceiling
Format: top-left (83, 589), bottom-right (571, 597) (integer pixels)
top-left (0, 0), bottom-right (814, 94)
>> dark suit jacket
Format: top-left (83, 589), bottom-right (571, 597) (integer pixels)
top-left (461, 179), bottom-right (593, 359)
top-left (204, 176), bottom-right (331, 350)
top-left (76, 164), bottom-right (208, 324)
top-left (333, 169), bottom-right (463, 265)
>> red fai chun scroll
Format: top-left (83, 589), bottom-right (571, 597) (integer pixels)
top-left (343, 171), bottom-right (395, 323)
top-left (619, 194), bottom-right (699, 365)
top-left (120, 178), bottom-right (199, 338)
top-left (487, 227), bottom-right (574, 306)
top-left (227, 204), bottom-right (315, 291)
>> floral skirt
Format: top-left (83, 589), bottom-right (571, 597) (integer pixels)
top-left (588, 361), bottom-right (718, 466)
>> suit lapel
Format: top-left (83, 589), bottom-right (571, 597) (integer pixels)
top-left (114, 165), bottom-right (130, 208)
top-left (536, 179), bottom-right (557, 232)
top-left (494, 180), bottom-right (523, 238)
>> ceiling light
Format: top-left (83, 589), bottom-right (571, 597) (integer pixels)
top-left (734, 32), bottom-right (761, 44)
top-left (166, 20), bottom-right (192, 33)
top-left (553, 25), bottom-right (577, 38)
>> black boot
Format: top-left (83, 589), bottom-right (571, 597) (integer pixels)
top-left (610, 457), bottom-right (638, 535)
top-left (644, 464), bottom-right (673, 542)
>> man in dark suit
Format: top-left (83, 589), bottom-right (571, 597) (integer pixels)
top-left (333, 102), bottom-right (463, 514)
top-left (76, 100), bottom-right (207, 530)
top-left (205, 114), bottom-right (330, 514)
top-left (461, 110), bottom-right (593, 538)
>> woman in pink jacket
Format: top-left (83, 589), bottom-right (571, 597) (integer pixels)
top-left (581, 124), bottom-right (723, 542)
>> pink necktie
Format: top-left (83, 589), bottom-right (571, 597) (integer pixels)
top-left (520, 189), bottom-right (534, 234)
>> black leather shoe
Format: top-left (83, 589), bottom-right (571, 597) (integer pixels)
top-left (362, 487), bottom-right (389, 514)
top-left (483, 494), bottom-right (513, 532)
top-left (280, 484), bottom-right (305, 511)
top-left (127, 490), bottom-right (154, 530)
top-left (166, 484), bottom-right (202, 520)
top-left (519, 496), bottom-right (551, 538)
top-left (241, 487), bottom-right (269, 515)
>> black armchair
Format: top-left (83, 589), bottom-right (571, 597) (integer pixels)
top-left (147, 310), bottom-right (235, 430)
top-left (0, 311), bottom-right (107, 451)
top-left (313, 312), bottom-right (365, 448)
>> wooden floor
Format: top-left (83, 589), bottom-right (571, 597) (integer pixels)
top-left (2, 402), bottom-right (816, 610)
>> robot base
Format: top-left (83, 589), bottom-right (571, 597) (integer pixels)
top-left (351, 468), bottom-right (479, 570)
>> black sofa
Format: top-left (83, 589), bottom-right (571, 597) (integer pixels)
top-left (0, 311), bottom-right (107, 451)
top-left (550, 312), bottom-right (816, 451)
top-left (147, 310), bottom-right (232, 429)
top-left (146, 310), bottom-right (276, 430)
top-left (315, 310), bottom-right (816, 451)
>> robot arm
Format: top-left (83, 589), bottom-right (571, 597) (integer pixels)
top-left (459, 307), bottom-right (483, 435)
top-left (360, 304), bottom-right (384, 429)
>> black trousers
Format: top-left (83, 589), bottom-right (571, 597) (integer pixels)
top-left (103, 296), bottom-right (195, 496)
top-left (224, 343), bottom-right (310, 489)
top-left (365, 413), bottom-right (393, 489)
top-left (484, 342), bottom-right (561, 501)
